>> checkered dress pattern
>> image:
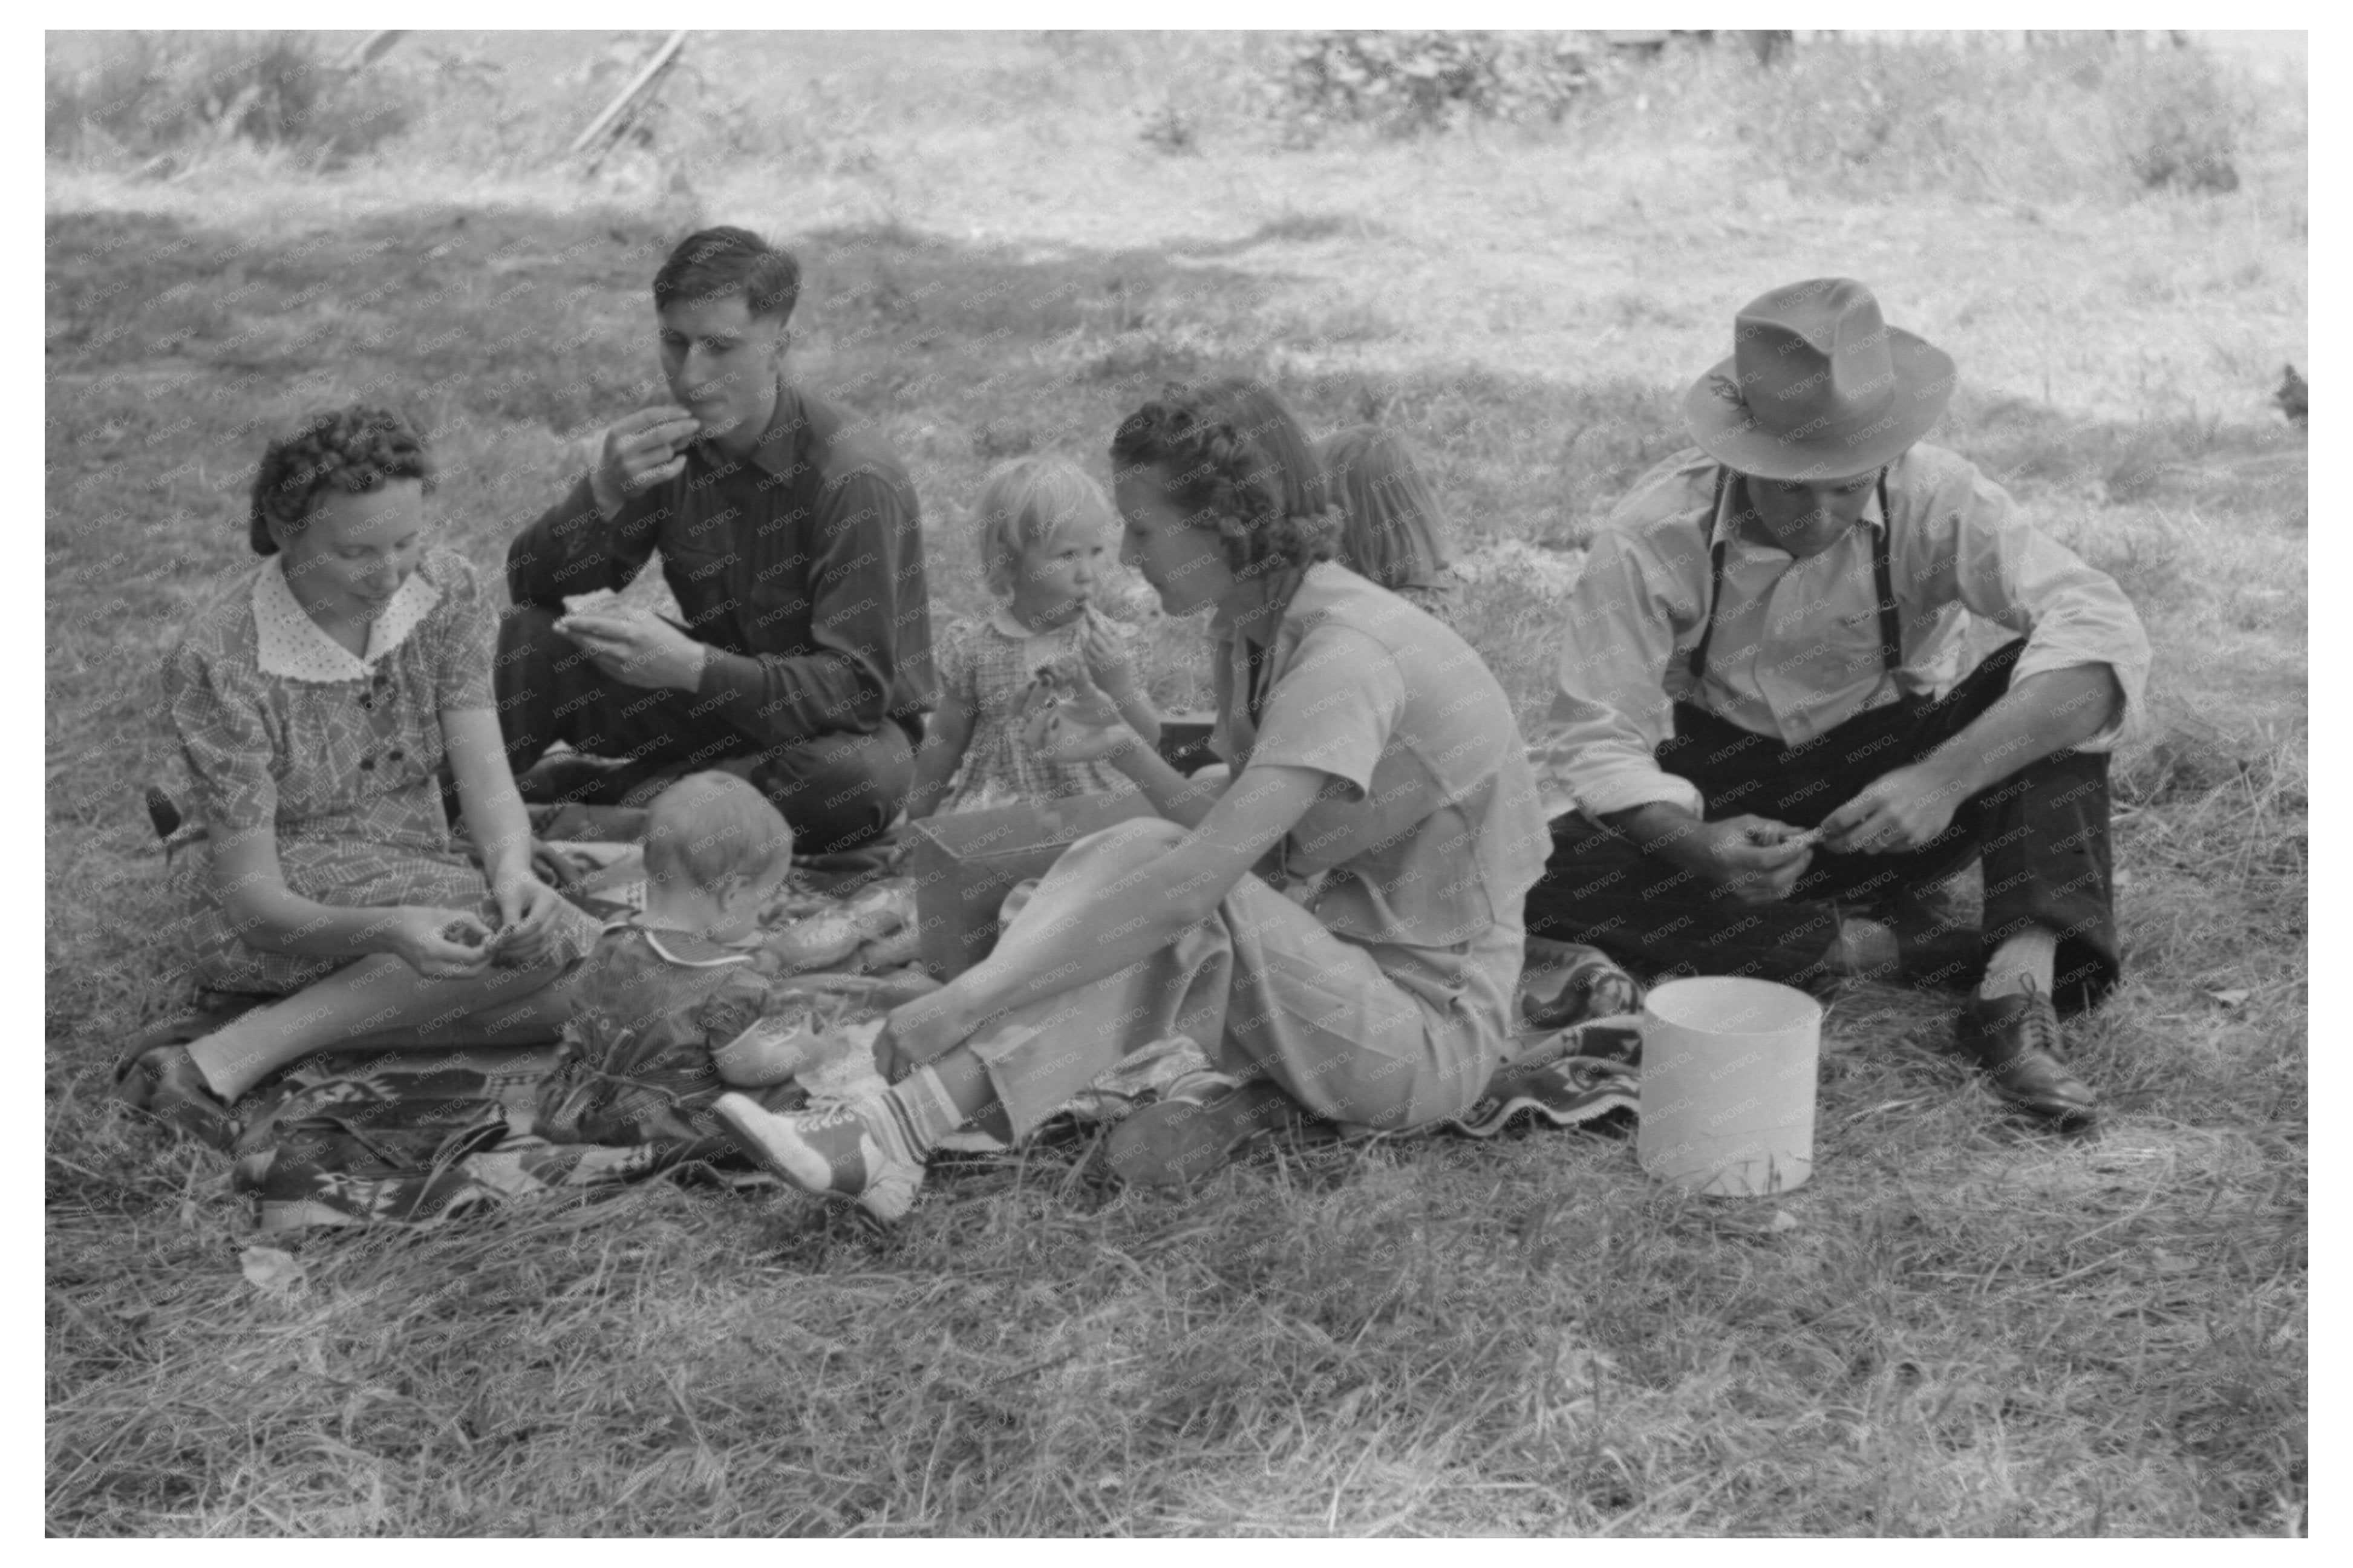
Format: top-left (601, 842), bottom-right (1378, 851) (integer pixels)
top-left (938, 604), bottom-right (1141, 814)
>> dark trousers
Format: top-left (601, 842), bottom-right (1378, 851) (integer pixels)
top-left (495, 605), bottom-right (915, 854)
top-left (1523, 641), bottom-right (2120, 1014)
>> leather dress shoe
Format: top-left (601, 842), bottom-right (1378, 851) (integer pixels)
top-left (1953, 979), bottom-right (2097, 1128)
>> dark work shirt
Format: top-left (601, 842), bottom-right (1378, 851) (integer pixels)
top-left (507, 381), bottom-right (937, 745)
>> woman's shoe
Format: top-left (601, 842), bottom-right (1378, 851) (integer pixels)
top-left (712, 1092), bottom-right (924, 1223)
top-left (114, 1044), bottom-right (241, 1151)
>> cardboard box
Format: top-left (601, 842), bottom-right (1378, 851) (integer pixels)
top-left (910, 792), bottom-right (1157, 981)
top-left (1155, 711), bottom-right (1221, 776)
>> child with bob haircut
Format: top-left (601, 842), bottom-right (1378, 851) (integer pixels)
top-left (535, 771), bottom-right (848, 1145)
top-left (1318, 424), bottom-right (1465, 628)
top-left (907, 455), bottom-right (1161, 818)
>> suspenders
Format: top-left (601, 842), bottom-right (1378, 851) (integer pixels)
top-left (1686, 468), bottom-right (1901, 682)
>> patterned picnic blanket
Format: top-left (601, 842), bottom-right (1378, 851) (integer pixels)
top-left (230, 1024), bottom-right (1642, 1231)
top-left (221, 847), bottom-right (1643, 1231)
top-left (225, 852), bottom-right (935, 1231)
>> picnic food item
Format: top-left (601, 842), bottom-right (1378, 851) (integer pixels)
top-left (1020, 699), bottom-right (1060, 757)
top-left (763, 908), bottom-right (865, 973)
top-left (560, 588), bottom-right (625, 619)
top-left (1032, 650), bottom-right (1086, 693)
top-left (756, 880), bottom-right (918, 976)
top-left (843, 880), bottom-right (916, 941)
top-left (854, 924), bottom-right (924, 972)
top-left (1741, 822), bottom-right (1823, 850)
top-left (1017, 664), bottom-right (1068, 755)
top-left (757, 883), bottom-right (840, 927)
top-left (1020, 667), bottom-right (1123, 758)
top-left (556, 589), bottom-right (638, 644)
top-left (763, 969), bottom-right (941, 1008)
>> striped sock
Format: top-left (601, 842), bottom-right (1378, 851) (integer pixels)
top-left (878, 1065), bottom-right (962, 1161)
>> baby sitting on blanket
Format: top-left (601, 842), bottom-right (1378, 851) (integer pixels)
top-left (535, 772), bottom-right (885, 1146)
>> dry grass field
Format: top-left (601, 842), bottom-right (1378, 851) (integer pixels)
top-left (45, 30), bottom-right (2306, 1535)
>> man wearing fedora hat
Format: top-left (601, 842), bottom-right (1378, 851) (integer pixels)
top-left (1526, 278), bottom-right (2150, 1128)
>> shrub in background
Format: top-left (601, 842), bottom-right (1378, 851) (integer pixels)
top-left (2106, 46), bottom-right (2251, 192)
top-left (1260, 31), bottom-right (2281, 207)
top-left (1720, 37), bottom-right (2097, 198)
top-left (1717, 33), bottom-right (2264, 202)
top-left (1138, 99), bottom-right (1200, 156)
top-left (46, 31), bottom-right (414, 166)
top-left (1272, 31), bottom-right (1594, 141)
top-left (45, 31), bottom-right (2291, 213)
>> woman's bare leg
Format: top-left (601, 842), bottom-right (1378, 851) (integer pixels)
top-left (925, 1047), bottom-right (1001, 1128)
top-left (184, 956), bottom-right (582, 1102)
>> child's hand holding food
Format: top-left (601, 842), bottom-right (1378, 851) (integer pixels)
top-left (1019, 663), bottom-right (1132, 765)
top-left (1078, 616), bottom-right (1134, 696)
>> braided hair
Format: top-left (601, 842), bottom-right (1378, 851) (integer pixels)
top-left (1108, 380), bottom-right (1337, 579)
top-left (247, 405), bottom-right (434, 556)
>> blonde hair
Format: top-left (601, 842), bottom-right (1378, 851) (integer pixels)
top-left (1317, 425), bottom-right (1455, 591)
top-left (973, 456), bottom-right (1115, 601)
top-left (642, 772), bottom-right (793, 898)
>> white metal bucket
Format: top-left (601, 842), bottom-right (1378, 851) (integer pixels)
top-left (1637, 976), bottom-right (1823, 1197)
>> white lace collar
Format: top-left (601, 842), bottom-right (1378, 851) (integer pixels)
top-left (604, 920), bottom-right (757, 969)
top-left (251, 557), bottom-right (442, 684)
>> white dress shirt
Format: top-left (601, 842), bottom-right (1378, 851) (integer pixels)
top-left (1532, 444), bottom-right (2152, 821)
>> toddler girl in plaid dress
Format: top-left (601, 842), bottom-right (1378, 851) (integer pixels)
top-left (907, 457), bottom-right (1161, 819)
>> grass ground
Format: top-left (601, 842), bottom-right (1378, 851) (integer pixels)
top-left (46, 30), bottom-right (2305, 1536)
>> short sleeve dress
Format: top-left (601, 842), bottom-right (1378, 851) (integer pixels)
top-left (160, 546), bottom-right (595, 995)
top-left (936, 604), bottom-right (1142, 814)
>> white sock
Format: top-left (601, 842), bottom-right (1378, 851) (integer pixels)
top-left (1979, 927), bottom-right (2058, 1000)
top-left (1833, 918), bottom-right (1900, 980)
